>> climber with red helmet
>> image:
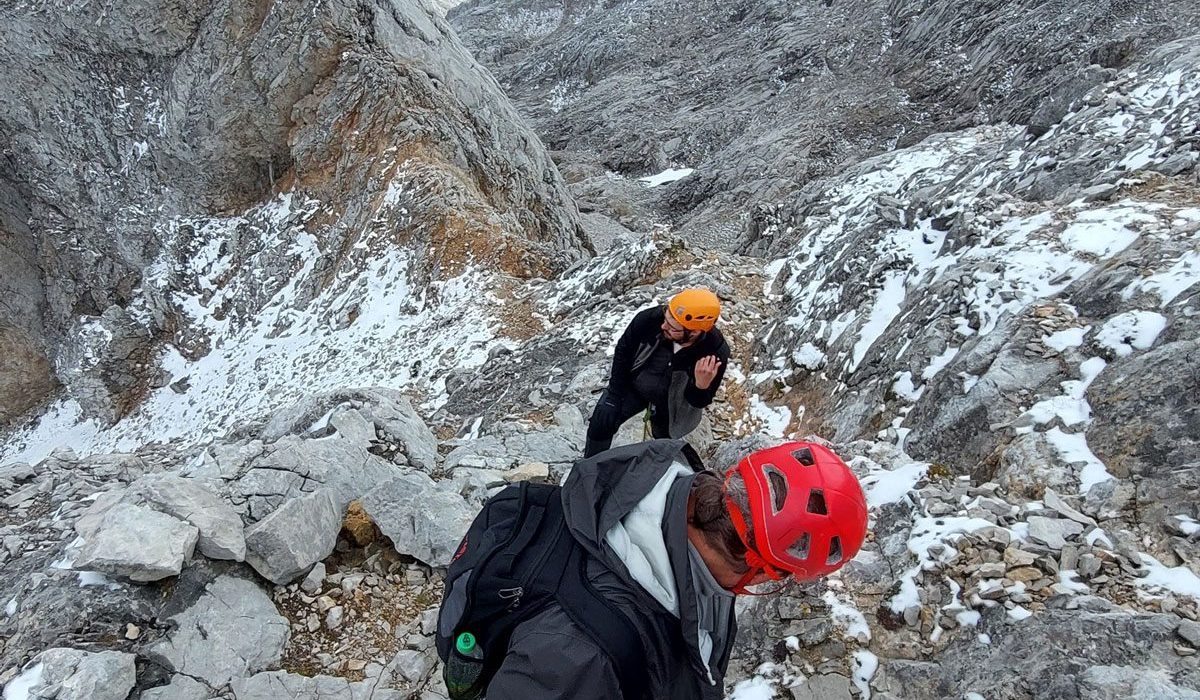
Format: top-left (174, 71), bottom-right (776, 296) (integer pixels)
top-left (438, 438), bottom-right (869, 700)
top-left (583, 288), bottom-right (730, 458)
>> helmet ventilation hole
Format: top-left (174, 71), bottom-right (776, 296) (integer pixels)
top-left (788, 532), bottom-right (811, 559)
top-left (826, 536), bottom-right (843, 565)
top-left (806, 489), bottom-right (827, 515)
top-left (792, 447), bottom-right (815, 466)
top-left (763, 464), bottom-right (788, 514)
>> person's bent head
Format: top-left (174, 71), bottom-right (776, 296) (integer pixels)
top-left (687, 442), bottom-right (868, 594)
top-left (663, 288), bottom-right (721, 344)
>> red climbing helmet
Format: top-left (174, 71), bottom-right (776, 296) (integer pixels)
top-left (724, 441), bottom-right (868, 592)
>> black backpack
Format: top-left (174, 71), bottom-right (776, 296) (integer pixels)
top-left (436, 481), bottom-right (650, 699)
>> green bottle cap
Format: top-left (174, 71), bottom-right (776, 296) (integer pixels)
top-left (456, 632), bottom-right (477, 654)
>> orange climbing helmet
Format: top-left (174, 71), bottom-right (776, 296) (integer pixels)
top-left (725, 441), bottom-right (868, 591)
top-left (668, 288), bottom-right (721, 331)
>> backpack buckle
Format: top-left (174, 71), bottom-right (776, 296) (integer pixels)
top-left (498, 586), bottom-right (524, 609)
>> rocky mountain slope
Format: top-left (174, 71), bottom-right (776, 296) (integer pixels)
top-left (2, 0), bottom-right (1200, 699)
top-left (0, 0), bottom-right (587, 431)
top-left (449, 0), bottom-right (1200, 248)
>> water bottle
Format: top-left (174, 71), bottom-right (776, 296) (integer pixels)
top-left (444, 631), bottom-right (485, 700)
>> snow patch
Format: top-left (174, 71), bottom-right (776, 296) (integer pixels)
top-left (1042, 326), bottom-right (1088, 352)
top-left (921, 346), bottom-right (959, 380)
top-left (823, 590), bottom-right (871, 642)
top-left (1044, 428), bottom-right (1114, 493)
top-left (1021, 357), bottom-right (1107, 427)
top-left (748, 396), bottom-right (792, 438)
top-left (1122, 249), bottom-right (1200, 307)
top-left (851, 650), bottom-right (879, 699)
top-left (3, 662), bottom-right (45, 700)
top-left (1057, 570), bottom-right (1091, 594)
top-left (638, 168), bottom-right (694, 187)
top-left (1095, 310), bottom-right (1168, 357)
top-left (891, 372), bottom-right (923, 402)
top-left (77, 571), bottom-right (122, 590)
top-left (1137, 553), bottom-right (1200, 600)
top-left (1058, 205), bottom-right (1153, 258)
top-left (850, 272), bottom-right (908, 371)
top-left (855, 458), bottom-right (927, 509)
top-left (1172, 515), bottom-right (1200, 536)
top-left (791, 342), bottom-right (825, 370)
top-left (726, 675), bottom-right (776, 700)
top-left (891, 515), bottom-right (996, 612)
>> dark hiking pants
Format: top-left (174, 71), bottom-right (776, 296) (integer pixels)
top-left (584, 387), bottom-right (670, 458)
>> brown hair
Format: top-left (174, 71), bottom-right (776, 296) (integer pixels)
top-left (688, 472), bottom-right (751, 574)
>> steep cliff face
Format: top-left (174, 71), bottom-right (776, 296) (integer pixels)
top-left (0, 0), bottom-right (587, 429)
top-left (450, 0), bottom-right (1200, 246)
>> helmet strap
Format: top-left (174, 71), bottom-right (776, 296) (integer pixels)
top-left (724, 472), bottom-right (789, 594)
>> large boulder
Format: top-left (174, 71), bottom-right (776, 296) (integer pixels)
top-left (149, 574), bottom-right (289, 686)
top-left (141, 675), bottom-right (211, 700)
top-left (72, 502), bottom-right (198, 582)
top-left (134, 474), bottom-right (246, 561)
top-left (1087, 337), bottom-right (1200, 523)
top-left (361, 473), bottom-right (476, 567)
top-left (8, 648), bottom-right (137, 700)
top-left (230, 670), bottom-right (405, 700)
top-left (230, 435), bottom-right (402, 521)
top-left (244, 489), bottom-right (343, 585)
top-left (229, 672), bottom-right (408, 696)
top-left (1078, 665), bottom-right (1200, 700)
top-left (259, 389), bottom-right (439, 471)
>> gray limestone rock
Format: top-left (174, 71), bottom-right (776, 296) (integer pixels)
top-left (260, 389), bottom-right (440, 472)
top-left (328, 409), bottom-right (379, 447)
top-left (994, 433), bottom-right (1079, 500)
top-left (1027, 516), bottom-right (1085, 550)
top-left (134, 474), bottom-right (246, 561)
top-left (1088, 338), bottom-right (1200, 525)
top-left (361, 473), bottom-right (476, 567)
top-left (233, 435), bottom-right (401, 520)
top-left (244, 489), bottom-right (343, 585)
top-left (301, 562), bottom-right (327, 595)
top-left (1078, 665), bottom-right (1200, 700)
top-left (1179, 621), bottom-right (1200, 648)
top-left (392, 649), bottom-right (434, 684)
top-left (443, 436), bottom-right (512, 471)
top-left (1042, 488), bottom-right (1098, 528)
top-left (789, 673), bottom-right (854, 700)
top-left (141, 675), bottom-right (212, 700)
top-left (72, 502), bottom-right (199, 581)
top-left (230, 670), bottom-right (404, 700)
top-left (150, 574), bottom-right (289, 686)
top-left (19, 648), bottom-right (137, 700)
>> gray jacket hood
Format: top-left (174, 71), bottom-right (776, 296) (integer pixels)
top-left (560, 439), bottom-right (736, 688)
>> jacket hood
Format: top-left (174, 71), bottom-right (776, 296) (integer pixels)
top-left (561, 439), bottom-right (735, 685)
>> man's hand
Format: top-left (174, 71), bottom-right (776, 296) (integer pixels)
top-left (694, 355), bottom-right (723, 391)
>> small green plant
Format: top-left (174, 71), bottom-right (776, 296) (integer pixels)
top-left (927, 462), bottom-right (954, 480)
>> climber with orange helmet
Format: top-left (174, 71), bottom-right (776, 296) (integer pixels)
top-left (438, 438), bottom-right (869, 700)
top-left (583, 288), bottom-right (731, 458)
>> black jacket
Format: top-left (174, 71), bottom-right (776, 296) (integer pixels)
top-left (486, 440), bottom-right (737, 700)
top-left (609, 306), bottom-right (730, 435)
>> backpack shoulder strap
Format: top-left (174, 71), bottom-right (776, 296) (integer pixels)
top-left (556, 547), bottom-right (651, 700)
